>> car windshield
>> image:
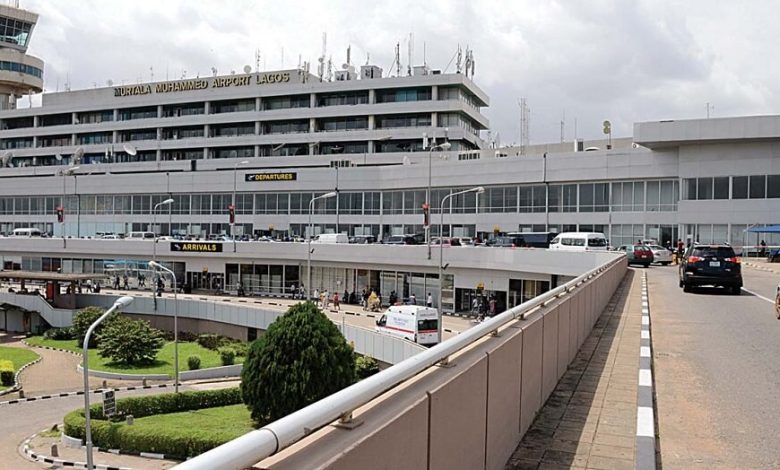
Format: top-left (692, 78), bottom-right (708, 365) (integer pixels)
top-left (692, 246), bottom-right (735, 258)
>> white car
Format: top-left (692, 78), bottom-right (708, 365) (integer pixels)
top-left (649, 245), bottom-right (673, 265)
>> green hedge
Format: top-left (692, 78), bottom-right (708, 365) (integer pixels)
top-left (0, 359), bottom-right (14, 386)
top-left (63, 387), bottom-right (242, 458)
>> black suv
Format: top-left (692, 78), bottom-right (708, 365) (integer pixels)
top-left (678, 244), bottom-right (742, 294)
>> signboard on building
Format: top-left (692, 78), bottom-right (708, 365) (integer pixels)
top-left (170, 242), bottom-right (223, 253)
top-left (113, 71), bottom-right (295, 97)
top-left (245, 172), bottom-right (297, 182)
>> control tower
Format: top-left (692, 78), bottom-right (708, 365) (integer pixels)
top-left (0, 2), bottom-right (42, 110)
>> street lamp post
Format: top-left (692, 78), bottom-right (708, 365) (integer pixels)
top-left (151, 198), bottom-right (174, 261)
top-left (438, 187), bottom-right (484, 340)
top-left (426, 134), bottom-right (451, 260)
top-left (58, 166), bottom-right (79, 248)
top-left (307, 192), bottom-right (337, 300)
top-left (149, 260), bottom-right (179, 393)
top-left (232, 160), bottom-right (249, 252)
top-left (83, 296), bottom-right (134, 470)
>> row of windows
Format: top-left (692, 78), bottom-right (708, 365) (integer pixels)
top-left (0, 60), bottom-right (42, 78)
top-left (0, 86), bottom-right (480, 129)
top-left (683, 175), bottom-right (780, 200)
top-left (0, 16), bottom-right (32, 48)
top-left (0, 180), bottom-right (679, 217)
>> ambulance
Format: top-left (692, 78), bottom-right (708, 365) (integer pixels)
top-left (375, 305), bottom-right (440, 346)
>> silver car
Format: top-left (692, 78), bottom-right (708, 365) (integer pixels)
top-left (649, 245), bottom-right (673, 265)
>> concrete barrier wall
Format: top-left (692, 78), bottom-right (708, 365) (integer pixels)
top-left (263, 257), bottom-right (627, 470)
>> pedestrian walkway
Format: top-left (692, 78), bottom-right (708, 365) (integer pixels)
top-left (506, 269), bottom-right (643, 470)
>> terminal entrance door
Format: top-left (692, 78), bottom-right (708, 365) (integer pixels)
top-left (187, 272), bottom-right (224, 293)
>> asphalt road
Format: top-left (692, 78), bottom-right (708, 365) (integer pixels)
top-left (649, 264), bottom-right (780, 469)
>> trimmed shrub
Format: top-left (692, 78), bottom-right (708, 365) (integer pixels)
top-left (230, 341), bottom-right (248, 357)
top-left (0, 359), bottom-right (14, 386)
top-left (63, 388), bottom-right (242, 458)
top-left (187, 355), bottom-right (201, 370)
top-left (72, 306), bottom-right (115, 348)
top-left (355, 356), bottom-right (380, 379)
top-left (197, 334), bottom-right (221, 351)
top-left (219, 348), bottom-right (236, 366)
top-left (43, 327), bottom-right (75, 340)
top-left (98, 317), bottom-right (164, 365)
top-left (177, 331), bottom-right (199, 342)
top-left (241, 301), bottom-right (355, 426)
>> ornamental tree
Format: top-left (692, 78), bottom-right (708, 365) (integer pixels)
top-left (72, 306), bottom-right (115, 348)
top-left (98, 317), bottom-right (164, 365)
top-left (241, 301), bottom-right (355, 426)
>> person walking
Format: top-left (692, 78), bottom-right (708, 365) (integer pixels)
top-left (113, 275), bottom-right (120, 290)
top-left (333, 291), bottom-right (340, 311)
top-left (409, 292), bottom-right (416, 305)
top-left (122, 274), bottom-right (129, 290)
top-left (313, 288), bottom-right (319, 305)
top-left (156, 276), bottom-right (164, 297)
top-left (427, 292), bottom-right (433, 307)
top-left (323, 290), bottom-right (330, 309)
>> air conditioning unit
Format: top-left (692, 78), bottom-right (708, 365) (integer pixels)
top-left (360, 65), bottom-right (383, 79)
top-left (574, 139), bottom-right (584, 152)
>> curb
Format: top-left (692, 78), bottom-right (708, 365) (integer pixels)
top-left (0, 383), bottom-right (172, 406)
top-left (743, 261), bottom-right (780, 274)
top-left (636, 271), bottom-right (657, 469)
top-left (0, 353), bottom-right (42, 397)
top-left (21, 340), bottom-right (82, 357)
top-left (22, 426), bottom-right (132, 470)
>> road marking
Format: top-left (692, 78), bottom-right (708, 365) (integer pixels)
top-left (641, 330), bottom-right (650, 339)
top-left (740, 287), bottom-right (775, 304)
top-left (636, 406), bottom-right (655, 437)
top-left (639, 369), bottom-right (653, 387)
top-left (641, 316), bottom-right (649, 325)
top-left (640, 346), bottom-right (651, 357)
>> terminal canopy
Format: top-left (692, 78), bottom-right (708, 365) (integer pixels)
top-left (747, 225), bottom-right (780, 233)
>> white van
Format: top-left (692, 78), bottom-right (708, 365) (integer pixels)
top-left (549, 232), bottom-right (608, 251)
top-left (375, 305), bottom-right (440, 346)
top-left (11, 227), bottom-right (42, 237)
top-left (312, 233), bottom-right (349, 244)
top-left (127, 231), bottom-right (155, 240)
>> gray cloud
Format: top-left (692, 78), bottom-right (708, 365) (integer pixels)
top-left (21, 0), bottom-right (779, 145)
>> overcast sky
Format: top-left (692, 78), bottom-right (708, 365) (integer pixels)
top-left (20, 0), bottom-right (779, 145)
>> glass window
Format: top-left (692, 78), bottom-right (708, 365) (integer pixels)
top-left (697, 177), bottom-right (713, 200)
top-left (548, 185), bottom-right (561, 213)
top-left (684, 178), bottom-right (697, 200)
top-left (632, 182), bottom-right (645, 211)
top-left (579, 184), bottom-right (594, 212)
top-left (768, 175), bottom-right (780, 198)
top-left (749, 175), bottom-right (766, 199)
top-left (732, 176), bottom-right (748, 199)
top-left (562, 185), bottom-right (577, 212)
top-left (713, 177), bottom-right (729, 200)
top-left (646, 181), bottom-right (659, 211)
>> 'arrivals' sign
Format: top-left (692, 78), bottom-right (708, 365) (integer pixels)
top-left (170, 242), bottom-right (223, 253)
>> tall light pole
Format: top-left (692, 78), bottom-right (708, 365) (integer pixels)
top-left (307, 192), bottom-right (337, 300)
top-left (438, 187), bottom-right (484, 339)
top-left (58, 166), bottom-right (79, 248)
top-left (149, 260), bottom-right (179, 393)
top-left (151, 198), bottom-right (174, 261)
top-left (232, 160), bottom-right (249, 252)
top-left (83, 296), bottom-right (133, 470)
top-left (426, 132), bottom-right (451, 260)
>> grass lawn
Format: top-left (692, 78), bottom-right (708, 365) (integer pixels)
top-left (24, 337), bottom-right (243, 377)
top-left (0, 345), bottom-right (39, 390)
top-left (113, 404), bottom-right (253, 444)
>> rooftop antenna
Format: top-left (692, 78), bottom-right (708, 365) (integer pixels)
top-left (326, 55), bottom-right (333, 81)
top-left (395, 42), bottom-right (401, 77)
top-left (181, 69), bottom-right (186, 79)
top-left (456, 44), bottom-right (462, 74)
top-left (281, 46), bottom-right (284, 69)
top-left (255, 48), bottom-right (261, 72)
top-left (297, 54), bottom-right (301, 69)
top-left (365, 52), bottom-right (370, 65)
top-left (706, 102), bottom-right (714, 119)
top-left (423, 41), bottom-right (427, 66)
top-left (519, 98), bottom-right (529, 155)
top-left (346, 45), bottom-right (351, 66)
top-left (318, 32), bottom-right (327, 82)
top-left (211, 67), bottom-right (217, 77)
top-left (407, 32), bottom-right (413, 76)
top-left (150, 66), bottom-right (154, 82)
top-left (560, 109), bottom-right (565, 144)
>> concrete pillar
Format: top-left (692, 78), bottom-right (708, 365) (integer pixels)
top-left (33, 115), bottom-right (38, 127)
top-left (369, 89), bottom-right (376, 104)
top-left (310, 93), bottom-right (316, 108)
top-left (255, 97), bottom-right (261, 111)
top-left (431, 85), bottom-right (438, 100)
top-left (157, 105), bottom-right (163, 118)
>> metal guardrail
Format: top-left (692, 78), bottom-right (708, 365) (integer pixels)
top-left (173, 253), bottom-right (625, 470)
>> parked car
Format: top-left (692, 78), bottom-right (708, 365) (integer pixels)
top-left (431, 237), bottom-right (462, 246)
top-left (383, 234), bottom-right (424, 245)
top-left (648, 245), bottom-right (673, 265)
top-left (678, 244), bottom-right (742, 294)
top-left (349, 235), bottom-right (377, 244)
top-left (506, 231), bottom-right (558, 248)
top-left (549, 232), bottom-right (609, 251)
top-left (484, 236), bottom-right (516, 247)
top-left (616, 244), bottom-right (654, 267)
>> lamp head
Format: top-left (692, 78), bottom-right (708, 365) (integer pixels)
top-left (440, 141), bottom-right (452, 151)
top-left (161, 198), bottom-right (174, 205)
top-left (322, 191), bottom-right (338, 199)
top-left (239, 160), bottom-right (249, 165)
top-left (148, 260), bottom-right (162, 269)
top-left (114, 296), bottom-right (134, 309)
top-left (475, 186), bottom-right (485, 194)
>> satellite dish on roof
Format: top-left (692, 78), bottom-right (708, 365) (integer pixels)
top-left (106, 80), bottom-right (114, 87)
top-left (55, 153), bottom-right (63, 161)
top-left (1, 151), bottom-right (12, 167)
top-left (73, 147), bottom-right (84, 164)
top-left (243, 65), bottom-right (252, 74)
top-left (123, 143), bottom-right (137, 156)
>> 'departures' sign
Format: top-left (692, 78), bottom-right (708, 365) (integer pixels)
top-left (245, 172), bottom-right (297, 182)
top-left (170, 242), bottom-right (223, 253)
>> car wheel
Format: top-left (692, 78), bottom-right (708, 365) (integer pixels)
top-left (662, 262), bottom-right (670, 266)
top-left (642, 263), bottom-right (650, 268)
top-left (730, 285), bottom-right (741, 295)
top-left (679, 278), bottom-right (684, 288)
top-left (683, 282), bottom-right (692, 293)
top-left (775, 294), bottom-right (780, 319)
